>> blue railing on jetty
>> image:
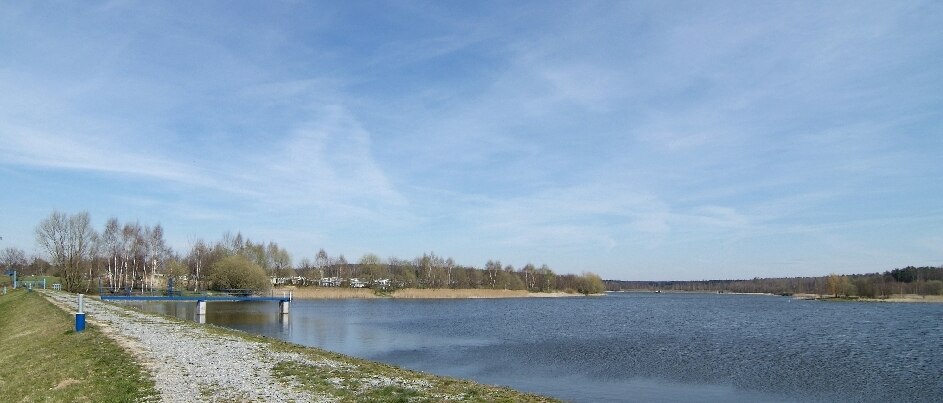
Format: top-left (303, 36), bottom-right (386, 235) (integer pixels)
top-left (99, 294), bottom-right (290, 302)
top-left (97, 278), bottom-right (291, 302)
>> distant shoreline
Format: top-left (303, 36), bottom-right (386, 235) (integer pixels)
top-left (283, 287), bottom-right (596, 299)
top-left (607, 290), bottom-right (776, 296)
top-left (607, 290), bottom-right (943, 303)
top-left (791, 293), bottom-right (943, 303)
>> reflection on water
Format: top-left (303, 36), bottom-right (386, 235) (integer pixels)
top-left (120, 293), bottom-right (943, 403)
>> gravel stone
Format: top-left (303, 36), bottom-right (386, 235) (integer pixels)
top-left (41, 291), bottom-right (327, 403)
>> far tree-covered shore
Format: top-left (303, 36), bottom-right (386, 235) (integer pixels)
top-left (605, 266), bottom-right (943, 298)
top-left (2, 210), bottom-right (605, 295)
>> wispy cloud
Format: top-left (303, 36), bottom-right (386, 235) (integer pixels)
top-left (0, 124), bottom-right (204, 185)
top-left (1, 1), bottom-right (940, 279)
top-left (466, 183), bottom-right (672, 251)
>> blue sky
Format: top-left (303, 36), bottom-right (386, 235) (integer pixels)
top-left (1, 1), bottom-right (941, 280)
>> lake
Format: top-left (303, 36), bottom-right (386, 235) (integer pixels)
top-left (123, 292), bottom-right (943, 402)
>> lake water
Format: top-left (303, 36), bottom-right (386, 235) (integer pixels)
top-left (123, 292), bottom-right (943, 402)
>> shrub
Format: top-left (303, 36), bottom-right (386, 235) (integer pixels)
top-left (577, 272), bottom-right (605, 295)
top-left (207, 255), bottom-right (271, 292)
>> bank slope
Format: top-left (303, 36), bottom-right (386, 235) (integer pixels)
top-left (0, 289), bottom-right (157, 402)
top-left (39, 290), bottom-right (559, 402)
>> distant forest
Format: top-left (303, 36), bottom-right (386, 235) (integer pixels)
top-left (605, 266), bottom-right (943, 298)
top-left (2, 211), bottom-right (605, 295)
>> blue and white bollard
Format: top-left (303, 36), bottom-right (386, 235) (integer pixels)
top-left (75, 294), bottom-right (86, 332)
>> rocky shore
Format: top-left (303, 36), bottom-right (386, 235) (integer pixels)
top-left (39, 290), bottom-right (555, 402)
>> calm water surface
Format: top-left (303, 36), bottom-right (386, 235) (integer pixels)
top-left (125, 293), bottom-right (943, 402)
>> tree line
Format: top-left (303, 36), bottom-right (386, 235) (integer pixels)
top-left (2, 210), bottom-right (604, 295)
top-left (604, 266), bottom-right (943, 298)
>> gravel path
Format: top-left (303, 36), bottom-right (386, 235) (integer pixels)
top-left (40, 291), bottom-right (323, 403)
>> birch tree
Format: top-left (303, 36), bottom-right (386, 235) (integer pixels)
top-left (315, 248), bottom-right (329, 280)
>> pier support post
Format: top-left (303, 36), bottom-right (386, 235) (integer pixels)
top-left (196, 300), bottom-right (207, 316)
top-left (279, 311), bottom-right (289, 332)
top-left (75, 294), bottom-right (86, 332)
top-left (279, 300), bottom-right (290, 314)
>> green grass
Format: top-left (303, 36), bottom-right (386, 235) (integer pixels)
top-left (0, 289), bottom-right (157, 402)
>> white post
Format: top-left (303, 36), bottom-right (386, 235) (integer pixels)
top-left (279, 311), bottom-right (289, 332)
top-left (279, 300), bottom-right (290, 314)
top-left (196, 300), bottom-right (207, 316)
top-left (78, 294), bottom-right (84, 314)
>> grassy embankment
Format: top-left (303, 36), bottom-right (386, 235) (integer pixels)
top-left (0, 289), bottom-right (157, 402)
top-left (108, 294), bottom-right (560, 402)
top-left (286, 287), bottom-right (586, 299)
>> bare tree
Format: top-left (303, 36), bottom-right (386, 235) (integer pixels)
top-left (100, 218), bottom-right (122, 291)
top-left (270, 242), bottom-right (292, 280)
top-left (446, 257), bottom-right (455, 288)
top-left (486, 260), bottom-right (501, 289)
top-left (187, 238), bottom-right (209, 291)
top-left (1, 247), bottom-right (28, 271)
top-left (35, 211), bottom-right (97, 292)
top-left (335, 254), bottom-right (348, 284)
top-left (315, 248), bottom-right (329, 280)
top-left (121, 222), bottom-right (144, 292)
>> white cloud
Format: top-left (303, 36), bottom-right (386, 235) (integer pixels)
top-left (468, 183), bottom-right (672, 250)
top-left (0, 125), bottom-right (204, 186)
top-left (255, 104), bottom-right (406, 208)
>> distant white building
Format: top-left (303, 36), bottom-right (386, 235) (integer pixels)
top-left (319, 277), bottom-right (341, 287)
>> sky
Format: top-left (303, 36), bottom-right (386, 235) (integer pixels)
top-left (1, 1), bottom-right (941, 281)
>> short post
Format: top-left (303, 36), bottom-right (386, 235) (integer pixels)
top-left (279, 311), bottom-right (289, 331)
top-left (75, 294), bottom-right (86, 332)
top-left (279, 299), bottom-right (290, 314)
top-left (2, 287), bottom-right (6, 295)
top-left (196, 300), bottom-right (207, 316)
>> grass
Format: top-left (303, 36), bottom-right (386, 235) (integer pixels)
top-left (0, 289), bottom-right (157, 402)
top-left (267, 340), bottom-right (558, 402)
